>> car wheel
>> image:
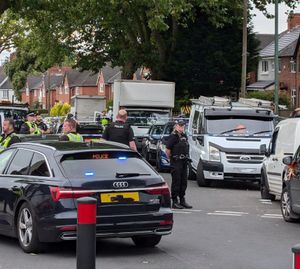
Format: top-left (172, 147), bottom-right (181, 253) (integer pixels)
top-left (260, 172), bottom-right (276, 201)
top-left (196, 161), bottom-right (211, 187)
top-left (132, 235), bottom-right (162, 248)
top-left (281, 186), bottom-right (300, 222)
top-left (17, 202), bottom-right (43, 253)
top-left (187, 163), bottom-right (196, 181)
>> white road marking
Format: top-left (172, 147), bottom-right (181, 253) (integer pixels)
top-left (261, 214), bottom-right (282, 219)
top-left (259, 199), bottom-right (272, 205)
top-left (181, 209), bottom-right (203, 212)
top-left (207, 212), bottom-right (242, 217)
top-left (215, 211), bottom-right (249, 215)
top-left (172, 210), bottom-right (192, 214)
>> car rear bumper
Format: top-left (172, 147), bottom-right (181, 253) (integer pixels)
top-left (37, 208), bottom-right (173, 242)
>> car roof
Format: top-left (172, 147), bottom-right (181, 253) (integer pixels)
top-left (10, 140), bottom-right (131, 152)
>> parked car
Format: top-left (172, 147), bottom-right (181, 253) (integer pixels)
top-left (260, 118), bottom-right (300, 201)
top-left (280, 150), bottom-right (300, 222)
top-left (156, 122), bottom-right (175, 172)
top-left (0, 141), bottom-right (173, 253)
top-left (141, 124), bottom-right (164, 163)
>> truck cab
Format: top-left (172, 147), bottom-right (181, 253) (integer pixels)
top-left (188, 96), bottom-right (274, 187)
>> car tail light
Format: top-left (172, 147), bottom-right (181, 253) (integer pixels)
top-left (144, 183), bottom-right (171, 207)
top-left (50, 187), bottom-right (96, 201)
top-left (144, 183), bottom-right (170, 196)
top-left (159, 220), bottom-right (173, 226)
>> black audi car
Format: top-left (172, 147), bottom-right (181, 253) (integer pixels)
top-left (0, 141), bottom-right (173, 253)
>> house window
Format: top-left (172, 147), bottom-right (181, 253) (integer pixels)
top-left (34, 89), bottom-right (37, 97)
top-left (291, 59), bottom-right (296, 73)
top-left (64, 86), bottom-right (69, 94)
top-left (59, 86), bottom-right (62, 95)
top-left (42, 88), bottom-right (45, 98)
top-left (2, 90), bottom-right (9, 99)
top-left (75, 87), bottom-right (80, 95)
top-left (99, 83), bottom-right (104, 93)
top-left (262, 61), bottom-right (269, 73)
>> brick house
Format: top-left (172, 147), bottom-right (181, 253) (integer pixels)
top-left (0, 66), bottom-right (18, 103)
top-left (249, 13), bottom-right (300, 107)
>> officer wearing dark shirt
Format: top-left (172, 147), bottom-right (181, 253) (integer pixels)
top-left (0, 118), bottom-right (21, 151)
top-left (35, 114), bottom-right (49, 133)
top-left (102, 109), bottom-right (137, 151)
top-left (19, 112), bottom-right (42, 135)
top-left (166, 120), bottom-right (192, 209)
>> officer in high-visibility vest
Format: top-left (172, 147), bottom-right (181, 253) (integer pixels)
top-left (59, 118), bottom-right (83, 142)
top-left (0, 118), bottom-right (21, 152)
top-left (19, 112), bottom-right (42, 135)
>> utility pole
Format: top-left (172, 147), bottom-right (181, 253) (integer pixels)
top-left (47, 70), bottom-right (51, 112)
top-left (274, 0), bottom-right (279, 114)
top-left (241, 0), bottom-right (248, 98)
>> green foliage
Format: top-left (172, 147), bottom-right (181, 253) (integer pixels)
top-left (246, 90), bottom-right (291, 107)
top-left (50, 102), bottom-right (71, 117)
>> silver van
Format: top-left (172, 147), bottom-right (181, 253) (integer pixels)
top-left (187, 96), bottom-right (274, 187)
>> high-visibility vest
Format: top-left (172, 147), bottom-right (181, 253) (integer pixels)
top-left (26, 121), bottom-right (42, 135)
top-left (0, 133), bottom-right (17, 152)
top-left (67, 133), bottom-right (83, 142)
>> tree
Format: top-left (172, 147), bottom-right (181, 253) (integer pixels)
top-left (50, 102), bottom-right (70, 117)
top-left (166, 11), bottom-right (260, 98)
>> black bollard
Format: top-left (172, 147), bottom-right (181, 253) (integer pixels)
top-left (77, 197), bottom-right (97, 269)
top-left (292, 244), bottom-right (300, 269)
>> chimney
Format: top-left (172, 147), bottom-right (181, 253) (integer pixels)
top-left (288, 13), bottom-right (300, 31)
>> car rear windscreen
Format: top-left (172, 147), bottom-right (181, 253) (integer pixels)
top-left (59, 151), bottom-right (157, 179)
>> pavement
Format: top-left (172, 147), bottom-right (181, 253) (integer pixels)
top-left (0, 173), bottom-right (299, 269)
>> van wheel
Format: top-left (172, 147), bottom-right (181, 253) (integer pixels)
top-left (260, 172), bottom-right (276, 201)
top-left (132, 235), bottom-right (162, 248)
top-left (281, 186), bottom-right (300, 222)
top-left (196, 161), bottom-right (211, 187)
top-left (187, 163), bottom-right (196, 181)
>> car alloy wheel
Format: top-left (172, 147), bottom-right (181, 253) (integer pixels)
top-left (18, 208), bottom-right (33, 247)
top-left (281, 190), bottom-right (291, 219)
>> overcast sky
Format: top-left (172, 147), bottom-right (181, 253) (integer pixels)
top-left (253, 3), bottom-right (300, 34)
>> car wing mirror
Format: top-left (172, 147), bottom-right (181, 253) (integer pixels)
top-left (282, 156), bottom-right (293, 165)
top-left (196, 135), bottom-right (204, 146)
top-left (259, 144), bottom-right (267, 156)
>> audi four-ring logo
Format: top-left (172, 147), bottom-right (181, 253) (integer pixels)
top-left (113, 181), bottom-right (129, 188)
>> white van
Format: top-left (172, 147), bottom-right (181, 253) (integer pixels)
top-left (188, 96), bottom-right (274, 187)
top-left (260, 118), bottom-right (300, 200)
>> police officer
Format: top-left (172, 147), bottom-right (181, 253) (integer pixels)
top-left (59, 118), bottom-right (83, 142)
top-left (19, 112), bottom-right (42, 135)
top-left (166, 120), bottom-right (192, 209)
top-left (102, 109), bottom-right (137, 151)
top-left (35, 113), bottom-right (50, 133)
top-left (0, 118), bottom-right (21, 151)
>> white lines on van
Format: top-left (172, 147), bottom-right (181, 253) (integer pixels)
top-left (261, 214), bottom-right (282, 219)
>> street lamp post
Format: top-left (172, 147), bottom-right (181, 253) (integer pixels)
top-left (241, 0), bottom-right (248, 98)
top-left (274, 0), bottom-right (279, 114)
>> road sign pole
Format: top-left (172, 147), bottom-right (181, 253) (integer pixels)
top-left (274, 0), bottom-right (279, 114)
top-left (77, 197), bottom-right (97, 269)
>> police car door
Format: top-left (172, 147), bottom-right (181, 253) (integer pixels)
top-left (189, 109), bottom-right (203, 170)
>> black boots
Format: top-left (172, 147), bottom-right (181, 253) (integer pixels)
top-left (180, 198), bottom-right (193, 209)
top-left (172, 197), bottom-right (193, 209)
top-left (172, 198), bottom-right (184, 209)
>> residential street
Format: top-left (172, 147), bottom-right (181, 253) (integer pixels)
top-left (0, 173), bottom-right (299, 269)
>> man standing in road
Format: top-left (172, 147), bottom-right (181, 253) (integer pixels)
top-left (59, 118), bottom-right (83, 142)
top-left (0, 119), bottom-right (21, 151)
top-left (166, 120), bottom-right (192, 209)
top-left (102, 109), bottom-right (137, 151)
top-left (19, 113), bottom-right (42, 135)
top-left (35, 113), bottom-right (50, 134)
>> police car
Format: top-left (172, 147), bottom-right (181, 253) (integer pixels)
top-left (0, 141), bottom-right (172, 253)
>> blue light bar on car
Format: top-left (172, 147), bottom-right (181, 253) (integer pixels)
top-left (118, 156), bottom-right (127, 160)
top-left (85, 172), bottom-right (95, 177)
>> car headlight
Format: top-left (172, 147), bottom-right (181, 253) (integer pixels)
top-left (209, 146), bottom-right (220, 162)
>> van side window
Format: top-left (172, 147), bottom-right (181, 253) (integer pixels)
top-left (192, 111), bottom-right (200, 132)
top-left (270, 130), bottom-right (279, 155)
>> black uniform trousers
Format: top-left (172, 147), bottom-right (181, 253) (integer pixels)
top-left (170, 159), bottom-right (188, 200)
